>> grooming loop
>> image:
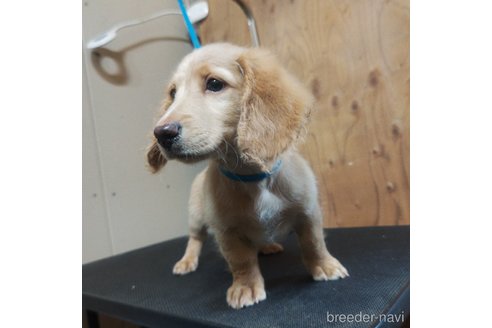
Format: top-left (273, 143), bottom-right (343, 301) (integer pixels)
top-left (179, 0), bottom-right (260, 48)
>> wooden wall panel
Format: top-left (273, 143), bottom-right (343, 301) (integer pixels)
top-left (199, 0), bottom-right (409, 227)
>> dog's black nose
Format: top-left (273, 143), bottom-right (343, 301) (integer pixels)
top-left (154, 122), bottom-right (181, 149)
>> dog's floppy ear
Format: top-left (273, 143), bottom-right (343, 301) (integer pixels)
top-left (236, 49), bottom-right (314, 170)
top-left (146, 137), bottom-right (167, 173)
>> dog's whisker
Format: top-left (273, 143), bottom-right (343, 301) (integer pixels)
top-left (214, 143), bottom-right (226, 164)
top-left (221, 138), bottom-right (240, 169)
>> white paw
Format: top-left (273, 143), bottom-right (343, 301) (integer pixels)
top-left (172, 257), bottom-right (198, 275)
top-left (311, 257), bottom-right (349, 281)
top-left (226, 282), bottom-right (266, 309)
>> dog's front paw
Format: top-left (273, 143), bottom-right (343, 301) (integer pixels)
top-left (310, 257), bottom-right (349, 281)
top-left (173, 257), bottom-right (198, 275)
top-left (226, 282), bottom-right (266, 309)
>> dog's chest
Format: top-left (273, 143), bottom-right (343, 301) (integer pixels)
top-left (255, 187), bottom-right (285, 222)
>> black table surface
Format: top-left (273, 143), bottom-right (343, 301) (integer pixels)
top-left (83, 226), bottom-right (410, 328)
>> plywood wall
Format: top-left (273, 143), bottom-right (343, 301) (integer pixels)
top-left (199, 0), bottom-right (409, 227)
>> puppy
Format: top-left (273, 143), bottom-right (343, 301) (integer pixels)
top-left (147, 43), bottom-right (348, 309)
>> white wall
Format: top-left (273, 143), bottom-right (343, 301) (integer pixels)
top-left (83, 0), bottom-right (206, 263)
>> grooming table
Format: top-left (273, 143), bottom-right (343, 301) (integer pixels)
top-left (83, 226), bottom-right (410, 328)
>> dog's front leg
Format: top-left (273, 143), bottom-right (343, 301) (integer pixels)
top-left (217, 233), bottom-right (266, 309)
top-left (173, 173), bottom-right (207, 275)
top-left (173, 226), bottom-right (207, 275)
top-left (295, 208), bottom-right (349, 281)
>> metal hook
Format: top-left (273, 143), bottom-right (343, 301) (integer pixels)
top-left (231, 0), bottom-right (260, 47)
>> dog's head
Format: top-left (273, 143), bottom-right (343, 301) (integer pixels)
top-left (147, 43), bottom-right (314, 173)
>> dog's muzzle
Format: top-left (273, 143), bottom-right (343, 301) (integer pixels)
top-left (154, 122), bottom-right (182, 150)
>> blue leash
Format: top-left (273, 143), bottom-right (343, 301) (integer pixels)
top-left (177, 0), bottom-right (201, 49)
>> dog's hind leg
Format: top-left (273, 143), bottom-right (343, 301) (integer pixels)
top-left (259, 243), bottom-right (284, 255)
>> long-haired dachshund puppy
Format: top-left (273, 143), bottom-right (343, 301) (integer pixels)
top-left (147, 43), bottom-right (348, 309)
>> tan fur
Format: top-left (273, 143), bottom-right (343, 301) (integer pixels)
top-left (146, 138), bottom-right (166, 173)
top-left (259, 243), bottom-right (284, 255)
top-left (147, 43), bottom-right (348, 309)
top-left (236, 49), bottom-right (314, 170)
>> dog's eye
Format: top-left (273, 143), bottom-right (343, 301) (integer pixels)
top-left (206, 78), bottom-right (224, 92)
top-left (169, 87), bottom-right (176, 99)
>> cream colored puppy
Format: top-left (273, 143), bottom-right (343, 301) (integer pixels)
top-left (147, 43), bottom-right (348, 309)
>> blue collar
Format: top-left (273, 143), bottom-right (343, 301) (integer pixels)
top-left (219, 160), bottom-right (282, 182)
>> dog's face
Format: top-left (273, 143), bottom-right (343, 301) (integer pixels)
top-left (147, 43), bottom-right (314, 173)
top-left (149, 44), bottom-right (245, 166)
